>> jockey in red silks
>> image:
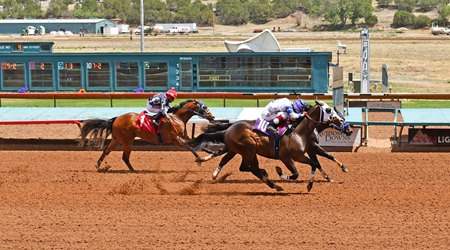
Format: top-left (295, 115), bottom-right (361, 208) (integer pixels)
top-left (146, 87), bottom-right (177, 129)
top-left (261, 98), bottom-right (308, 135)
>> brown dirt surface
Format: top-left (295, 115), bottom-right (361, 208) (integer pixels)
top-left (1, 117), bottom-right (450, 249)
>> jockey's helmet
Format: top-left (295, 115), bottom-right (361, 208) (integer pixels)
top-left (293, 99), bottom-right (307, 112)
top-left (166, 87), bottom-right (177, 100)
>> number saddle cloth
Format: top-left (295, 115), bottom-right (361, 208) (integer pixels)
top-left (253, 118), bottom-right (288, 137)
top-left (135, 111), bottom-right (161, 134)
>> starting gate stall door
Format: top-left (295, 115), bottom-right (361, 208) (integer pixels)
top-left (58, 62), bottom-right (83, 90)
top-left (86, 61), bottom-right (111, 91)
top-left (144, 61), bottom-right (169, 90)
top-left (30, 62), bottom-right (54, 90)
top-left (178, 58), bottom-right (193, 91)
top-left (115, 61), bottom-right (139, 90)
top-left (1, 62), bottom-right (25, 90)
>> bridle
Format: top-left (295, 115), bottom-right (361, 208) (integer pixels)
top-left (179, 100), bottom-right (214, 121)
top-left (304, 105), bottom-right (334, 125)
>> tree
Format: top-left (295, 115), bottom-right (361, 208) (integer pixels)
top-left (417, 0), bottom-right (440, 12)
top-left (349, 0), bottom-right (373, 25)
top-left (377, 0), bottom-right (393, 7)
top-left (101, 0), bottom-right (132, 21)
top-left (172, 0), bottom-right (214, 26)
top-left (248, 0), bottom-right (273, 24)
top-left (395, 0), bottom-right (417, 12)
top-left (436, 3), bottom-right (450, 26)
top-left (0, 0), bottom-right (43, 18)
top-left (45, 0), bottom-right (69, 18)
top-left (272, 0), bottom-right (301, 18)
top-left (216, 0), bottom-right (250, 25)
top-left (73, 0), bottom-right (104, 18)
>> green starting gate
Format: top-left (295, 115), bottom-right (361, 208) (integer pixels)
top-left (0, 42), bottom-right (332, 93)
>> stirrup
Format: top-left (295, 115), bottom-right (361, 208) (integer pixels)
top-left (266, 126), bottom-right (278, 134)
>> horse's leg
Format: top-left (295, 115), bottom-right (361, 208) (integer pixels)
top-left (314, 144), bottom-right (349, 173)
top-left (248, 155), bottom-right (283, 192)
top-left (120, 139), bottom-right (135, 172)
top-left (196, 146), bottom-right (229, 163)
top-left (275, 158), bottom-right (299, 180)
top-left (281, 154), bottom-right (317, 192)
top-left (306, 158), bottom-right (320, 192)
top-left (95, 137), bottom-right (119, 172)
top-left (212, 150), bottom-right (235, 180)
top-left (175, 136), bottom-right (202, 160)
top-left (308, 152), bottom-right (333, 182)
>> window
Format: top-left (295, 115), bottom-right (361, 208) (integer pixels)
top-left (1, 62), bottom-right (25, 88)
top-left (198, 56), bottom-right (312, 88)
top-left (180, 61), bottom-right (192, 89)
top-left (116, 61), bottom-right (139, 88)
top-left (144, 61), bottom-right (168, 88)
top-left (59, 62), bottom-right (82, 89)
top-left (30, 62), bottom-right (53, 88)
top-left (87, 62), bottom-right (110, 87)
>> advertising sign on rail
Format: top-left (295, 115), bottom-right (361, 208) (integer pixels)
top-left (408, 128), bottom-right (450, 146)
top-left (318, 127), bottom-right (361, 147)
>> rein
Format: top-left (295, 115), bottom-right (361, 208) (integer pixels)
top-left (179, 105), bottom-right (210, 120)
top-left (304, 111), bottom-right (329, 125)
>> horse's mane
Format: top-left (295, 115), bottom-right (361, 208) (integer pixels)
top-left (168, 99), bottom-right (195, 113)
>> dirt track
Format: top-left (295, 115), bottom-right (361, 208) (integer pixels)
top-left (1, 146), bottom-right (449, 248)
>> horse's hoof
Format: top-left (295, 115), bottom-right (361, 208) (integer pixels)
top-left (307, 182), bottom-right (313, 192)
top-left (212, 169), bottom-right (220, 180)
top-left (342, 165), bottom-right (349, 173)
top-left (275, 166), bottom-right (283, 176)
top-left (275, 185), bottom-right (284, 192)
top-left (325, 175), bottom-right (334, 182)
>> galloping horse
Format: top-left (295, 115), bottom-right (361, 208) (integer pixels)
top-left (79, 99), bottom-right (215, 172)
top-left (201, 108), bottom-right (352, 183)
top-left (190, 101), bottom-right (342, 192)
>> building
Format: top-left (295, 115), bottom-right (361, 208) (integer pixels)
top-left (0, 19), bottom-right (116, 35)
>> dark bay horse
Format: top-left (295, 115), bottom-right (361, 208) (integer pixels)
top-left (204, 107), bottom-right (352, 183)
top-left (190, 101), bottom-right (342, 192)
top-left (79, 99), bottom-right (215, 172)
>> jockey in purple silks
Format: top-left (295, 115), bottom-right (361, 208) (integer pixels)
top-left (261, 98), bottom-right (308, 134)
top-left (146, 87), bottom-right (177, 128)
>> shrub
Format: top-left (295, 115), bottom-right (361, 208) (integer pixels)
top-left (392, 11), bottom-right (415, 28)
top-left (365, 15), bottom-right (378, 27)
top-left (414, 15), bottom-right (432, 29)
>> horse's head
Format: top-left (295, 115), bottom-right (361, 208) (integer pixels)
top-left (307, 101), bottom-right (352, 136)
top-left (178, 99), bottom-right (215, 122)
top-left (330, 107), bottom-right (353, 136)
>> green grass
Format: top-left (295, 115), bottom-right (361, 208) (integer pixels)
top-left (401, 100), bottom-right (450, 108)
top-left (0, 98), bottom-right (274, 108)
top-left (1, 98), bottom-right (449, 108)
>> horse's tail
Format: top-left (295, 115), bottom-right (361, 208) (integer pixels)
top-left (202, 121), bottom-right (234, 133)
top-left (79, 117), bottom-right (117, 149)
top-left (189, 130), bottom-right (226, 149)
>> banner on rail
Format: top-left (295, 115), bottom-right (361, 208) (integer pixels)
top-left (318, 127), bottom-right (361, 147)
top-left (408, 128), bottom-right (450, 146)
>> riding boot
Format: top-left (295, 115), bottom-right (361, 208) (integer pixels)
top-left (266, 121), bottom-right (278, 134)
top-left (152, 112), bottom-right (161, 129)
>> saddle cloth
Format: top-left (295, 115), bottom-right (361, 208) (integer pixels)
top-left (253, 118), bottom-right (287, 136)
top-left (135, 111), bottom-right (160, 134)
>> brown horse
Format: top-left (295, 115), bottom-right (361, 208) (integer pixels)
top-left (79, 99), bottom-right (215, 172)
top-left (190, 101), bottom-right (342, 192)
top-left (205, 107), bottom-right (353, 183)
